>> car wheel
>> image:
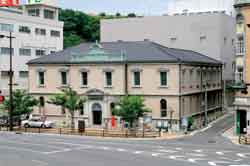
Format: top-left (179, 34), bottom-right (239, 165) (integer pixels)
top-left (41, 124), bottom-right (46, 128)
top-left (24, 124), bottom-right (29, 128)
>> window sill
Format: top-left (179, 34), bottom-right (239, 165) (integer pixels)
top-left (159, 86), bottom-right (168, 89)
top-left (132, 86), bottom-right (142, 88)
top-left (80, 85), bottom-right (88, 88)
top-left (104, 86), bottom-right (113, 89)
top-left (37, 85), bottom-right (45, 88)
top-left (58, 85), bottom-right (70, 89)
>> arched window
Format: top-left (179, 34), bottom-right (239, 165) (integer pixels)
top-left (79, 102), bottom-right (84, 116)
top-left (110, 102), bottom-right (115, 115)
top-left (236, 14), bottom-right (244, 24)
top-left (39, 96), bottom-right (45, 107)
top-left (160, 99), bottom-right (167, 117)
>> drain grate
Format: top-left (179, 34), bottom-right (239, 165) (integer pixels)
top-left (208, 140), bottom-right (216, 143)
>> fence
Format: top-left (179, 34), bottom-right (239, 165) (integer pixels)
top-left (239, 134), bottom-right (250, 145)
top-left (0, 127), bottom-right (159, 138)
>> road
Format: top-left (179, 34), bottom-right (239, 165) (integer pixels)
top-left (0, 113), bottom-right (249, 166)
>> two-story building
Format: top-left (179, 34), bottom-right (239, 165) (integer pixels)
top-left (27, 41), bottom-right (223, 131)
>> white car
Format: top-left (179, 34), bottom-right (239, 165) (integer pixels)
top-left (21, 117), bottom-right (54, 128)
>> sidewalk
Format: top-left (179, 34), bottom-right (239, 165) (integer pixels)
top-left (222, 126), bottom-right (239, 145)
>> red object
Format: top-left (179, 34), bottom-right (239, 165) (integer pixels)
top-left (0, 95), bottom-right (5, 103)
top-left (0, 0), bottom-right (19, 7)
top-left (111, 116), bottom-right (116, 128)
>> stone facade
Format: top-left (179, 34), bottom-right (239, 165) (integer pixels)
top-left (28, 41), bottom-right (223, 131)
top-left (234, 0), bottom-right (250, 135)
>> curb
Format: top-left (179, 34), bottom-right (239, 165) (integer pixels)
top-left (189, 111), bottom-right (233, 136)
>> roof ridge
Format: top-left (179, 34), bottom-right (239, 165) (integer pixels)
top-left (150, 42), bottom-right (182, 62)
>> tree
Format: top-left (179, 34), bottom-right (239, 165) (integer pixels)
top-left (127, 13), bottom-right (136, 17)
top-left (59, 9), bottom-right (101, 48)
top-left (47, 87), bottom-right (86, 129)
top-left (116, 12), bottom-right (121, 17)
top-left (0, 90), bottom-right (38, 118)
top-left (99, 12), bottom-right (106, 17)
top-left (113, 96), bottom-right (151, 128)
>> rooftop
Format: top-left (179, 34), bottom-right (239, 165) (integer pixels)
top-left (27, 41), bottom-right (222, 65)
top-left (235, 0), bottom-right (250, 7)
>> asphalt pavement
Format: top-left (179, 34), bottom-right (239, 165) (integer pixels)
top-left (0, 112), bottom-right (249, 166)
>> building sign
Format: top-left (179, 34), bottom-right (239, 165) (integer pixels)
top-left (27, 0), bottom-right (43, 4)
top-left (0, 0), bottom-right (19, 6)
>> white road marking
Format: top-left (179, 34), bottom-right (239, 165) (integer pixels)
top-left (157, 149), bottom-right (177, 153)
top-left (188, 158), bottom-right (206, 163)
top-left (0, 145), bottom-right (44, 154)
top-left (194, 149), bottom-right (203, 153)
top-left (237, 153), bottom-right (250, 158)
top-left (208, 161), bottom-right (230, 166)
top-left (216, 152), bottom-right (224, 155)
top-left (133, 151), bottom-right (144, 154)
top-left (101, 147), bottom-right (110, 150)
top-left (1, 140), bottom-right (61, 150)
top-left (152, 153), bottom-right (161, 157)
top-left (169, 155), bottom-right (185, 160)
top-left (175, 147), bottom-right (183, 150)
top-left (117, 148), bottom-right (126, 152)
top-left (42, 148), bottom-right (72, 155)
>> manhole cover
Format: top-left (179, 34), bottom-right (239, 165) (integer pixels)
top-left (208, 140), bottom-right (216, 143)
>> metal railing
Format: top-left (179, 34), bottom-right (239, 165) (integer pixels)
top-left (0, 126), bottom-right (159, 138)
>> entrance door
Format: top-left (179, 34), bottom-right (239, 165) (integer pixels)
top-left (237, 110), bottom-right (247, 134)
top-left (92, 103), bottom-right (102, 125)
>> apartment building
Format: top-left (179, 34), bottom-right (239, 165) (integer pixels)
top-left (27, 41), bottom-right (223, 130)
top-left (101, 13), bottom-right (236, 82)
top-left (166, 0), bottom-right (235, 16)
top-left (233, 0), bottom-right (250, 135)
top-left (0, 0), bottom-right (63, 95)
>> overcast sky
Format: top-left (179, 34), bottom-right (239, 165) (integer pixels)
top-left (59, 0), bottom-right (168, 15)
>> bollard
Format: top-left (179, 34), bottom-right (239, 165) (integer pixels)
top-left (102, 129), bottom-right (105, 137)
top-left (59, 128), bottom-right (62, 135)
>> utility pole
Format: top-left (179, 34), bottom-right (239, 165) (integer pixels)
top-left (0, 32), bottom-right (15, 131)
top-left (9, 32), bottom-right (14, 131)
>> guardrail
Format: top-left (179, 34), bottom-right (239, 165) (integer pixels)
top-left (0, 127), bottom-right (159, 138)
top-left (239, 134), bottom-right (250, 145)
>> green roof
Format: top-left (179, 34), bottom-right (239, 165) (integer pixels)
top-left (70, 43), bottom-right (125, 63)
top-left (235, 0), bottom-right (250, 7)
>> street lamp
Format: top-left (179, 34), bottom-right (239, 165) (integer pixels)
top-left (0, 32), bottom-right (15, 131)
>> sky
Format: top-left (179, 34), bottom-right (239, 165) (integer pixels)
top-left (59, 0), bottom-right (169, 15)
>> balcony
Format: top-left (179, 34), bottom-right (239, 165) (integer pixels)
top-left (228, 81), bottom-right (247, 91)
top-left (235, 41), bottom-right (245, 56)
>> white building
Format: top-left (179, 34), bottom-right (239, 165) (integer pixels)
top-left (167, 0), bottom-right (235, 16)
top-left (0, 0), bottom-right (63, 95)
top-left (101, 13), bottom-right (236, 81)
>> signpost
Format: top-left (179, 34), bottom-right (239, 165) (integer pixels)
top-left (0, 0), bottom-right (19, 6)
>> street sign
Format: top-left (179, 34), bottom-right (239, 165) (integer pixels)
top-left (27, 0), bottom-right (43, 4)
top-left (0, 0), bottom-right (19, 7)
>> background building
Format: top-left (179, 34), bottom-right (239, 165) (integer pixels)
top-left (0, 0), bottom-right (63, 95)
top-left (27, 41), bottom-right (223, 130)
top-left (233, 0), bottom-right (250, 135)
top-left (101, 13), bottom-right (236, 82)
top-left (166, 0), bottom-right (235, 16)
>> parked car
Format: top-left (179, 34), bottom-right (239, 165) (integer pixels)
top-left (21, 117), bottom-right (54, 128)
